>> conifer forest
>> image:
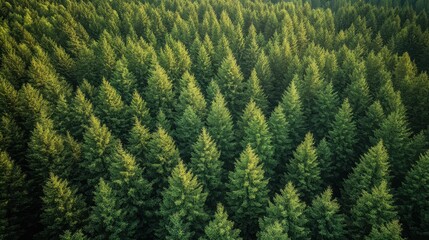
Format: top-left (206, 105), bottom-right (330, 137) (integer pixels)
top-left (2, 0), bottom-right (429, 239)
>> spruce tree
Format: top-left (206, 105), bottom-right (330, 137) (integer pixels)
top-left (108, 146), bottom-right (153, 239)
top-left (307, 187), bottom-right (346, 240)
top-left (259, 182), bottom-right (309, 240)
top-left (176, 72), bottom-right (207, 119)
top-left (216, 52), bottom-right (245, 119)
top-left (311, 82), bottom-right (339, 141)
top-left (280, 79), bottom-right (306, 150)
top-left (316, 138), bottom-right (334, 186)
top-left (145, 127), bottom-right (181, 194)
top-left (350, 181), bottom-right (397, 239)
top-left (18, 84), bottom-right (50, 131)
top-left (206, 92), bottom-right (236, 170)
top-left (165, 213), bottom-right (192, 240)
top-left (193, 45), bottom-right (213, 89)
top-left (60, 230), bottom-right (88, 240)
top-left (0, 152), bottom-right (31, 240)
top-left (110, 57), bottom-right (136, 103)
top-left (189, 128), bottom-right (223, 209)
top-left (158, 161), bottom-right (208, 239)
top-left (284, 132), bottom-right (322, 202)
top-left (227, 146), bottom-right (269, 238)
top-left (365, 220), bottom-right (404, 240)
top-left (399, 151), bottom-right (429, 238)
top-left (359, 101), bottom-right (385, 152)
top-left (254, 51), bottom-right (275, 105)
top-left (202, 204), bottom-right (242, 240)
top-left (128, 90), bottom-right (151, 128)
top-left (40, 173), bottom-right (87, 240)
top-left (144, 64), bottom-right (174, 119)
top-left (328, 99), bottom-right (357, 182)
top-left (175, 106), bottom-right (203, 161)
top-left (342, 141), bottom-right (390, 210)
top-left (155, 109), bottom-right (172, 134)
top-left (126, 118), bottom-right (151, 166)
top-left (68, 89), bottom-right (94, 139)
top-left (239, 101), bottom-right (275, 179)
top-left (258, 221), bottom-right (290, 240)
top-left (87, 178), bottom-right (129, 240)
top-left (245, 69), bottom-right (269, 114)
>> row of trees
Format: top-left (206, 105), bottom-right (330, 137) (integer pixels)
top-left (1, 0), bottom-right (429, 239)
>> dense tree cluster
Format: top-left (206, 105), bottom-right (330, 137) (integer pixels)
top-left (1, 0), bottom-right (429, 239)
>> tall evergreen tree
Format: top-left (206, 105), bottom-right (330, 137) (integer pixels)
top-left (259, 182), bottom-right (309, 240)
top-left (60, 230), bottom-right (88, 240)
top-left (145, 127), bottom-right (181, 194)
top-left (202, 204), bottom-right (242, 240)
top-left (284, 132), bottom-right (322, 202)
top-left (87, 178), bottom-right (129, 240)
top-left (365, 220), bottom-right (404, 240)
top-left (258, 221), bottom-right (290, 240)
top-left (342, 141), bottom-right (390, 210)
top-left (110, 57), bottom-right (136, 103)
top-left (144, 64), bottom-right (174, 119)
top-left (399, 151), bottom-right (429, 238)
top-left (227, 146), bottom-right (269, 239)
top-left (350, 181), bottom-right (397, 239)
top-left (311, 82), bottom-right (339, 141)
top-left (328, 99), bottom-right (357, 183)
top-left (238, 101), bottom-right (275, 179)
top-left (128, 90), bottom-right (151, 128)
top-left (189, 128), bottom-right (224, 209)
top-left (254, 51), bottom-right (275, 105)
top-left (244, 69), bottom-right (269, 114)
top-left (176, 72), bottom-right (207, 119)
top-left (175, 106), bottom-right (203, 161)
top-left (126, 118), bottom-right (151, 166)
top-left (165, 213), bottom-right (192, 240)
top-left (158, 161), bottom-right (208, 239)
top-left (316, 138), bottom-right (334, 186)
top-left (68, 89), bottom-right (94, 139)
top-left (193, 45), bottom-right (213, 91)
top-left (40, 173), bottom-right (87, 240)
top-left (307, 187), bottom-right (346, 240)
top-left (206, 92), bottom-right (236, 170)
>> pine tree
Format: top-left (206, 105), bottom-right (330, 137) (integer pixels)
top-left (280, 79), bottom-right (306, 150)
top-left (158, 161), bottom-right (208, 239)
top-left (350, 181), bottom-right (397, 239)
top-left (126, 118), bottom-right (151, 166)
top-left (258, 221), bottom-right (290, 240)
top-left (128, 90), bottom-right (151, 128)
top-left (227, 146), bottom-right (269, 238)
top-left (202, 204), bottom-right (242, 240)
top-left (244, 69), bottom-right (269, 114)
top-left (259, 182), bottom-right (309, 240)
top-left (216, 52), bottom-right (245, 119)
top-left (94, 78), bottom-right (130, 140)
top-left (239, 101), bottom-right (275, 179)
top-left (110, 57), bottom-right (136, 103)
top-left (307, 187), bottom-right (346, 240)
top-left (328, 99), bottom-right (357, 182)
top-left (176, 72), bottom-right (207, 119)
top-left (175, 106), bottom-right (203, 161)
top-left (284, 132), bottom-right (322, 202)
top-left (145, 64), bottom-right (174, 119)
top-left (87, 178), bottom-right (129, 240)
top-left (145, 127), bottom-right (181, 194)
top-left (40, 173), bottom-right (87, 239)
top-left (0, 152), bottom-right (31, 240)
top-left (189, 128), bottom-right (223, 209)
top-left (365, 220), bottom-right (404, 240)
top-left (108, 146), bottom-right (153, 239)
top-left (80, 115), bottom-right (117, 194)
top-left (374, 110), bottom-right (412, 186)
top-left (206, 92), bottom-right (236, 170)
top-left (399, 151), bottom-right (429, 238)
top-left (342, 141), bottom-right (390, 210)
top-left (268, 105), bottom-right (292, 180)
top-left (60, 230), bottom-right (88, 240)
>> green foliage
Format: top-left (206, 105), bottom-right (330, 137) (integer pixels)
top-left (307, 188), bottom-right (346, 240)
top-left (110, 57), bottom-right (136, 103)
top-left (176, 72), bottom-right (207, 119)
top-left (126, 118), bottom-right (151, 166)
top-left (259, 182), bottom-right (309, 240)
top-left (245, 69), bottom-right (269, 114)
top-left (284, 132), bottom-right (322, 202)
top-left (145, 64), bottom-right (174, 119)
top-left (165, 213), bottom-right (192, 240)
top-left (60, 230), bottom-right (88, 240)
top-left (175, 106), bottom-right (203, 160)
top-left (128, 90), bottom-right (151, 128)
top-left (202, 204), bottom-right (242, 240)
top-left (159, 161), bottom-right (208, 239)
top-left (40, 173), bottom-right (87, 239)
top-left (365, 220), bottom-right (404, 240)
top-left (258, 221), bottom-right (290, 240)
top-left (227, 146), bottom-right (269, 238)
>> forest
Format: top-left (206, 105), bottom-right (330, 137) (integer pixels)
top-left (1, 0), bottom-right (429, 239)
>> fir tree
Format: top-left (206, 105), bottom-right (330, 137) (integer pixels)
top-left (17, 84), bottom-right (50, 131)
top-left (350, 181), bottom-right (397, 239)
top-left (258, 221), bottom-right (290, 240)
top-left (328, 99), bottom-right (357, 182)
top-left (144, 64), bottom-right (174, 119)
top-left (227, 146), bottom-right (269, 238)
top-left (193, 45), bottom-right (213, 91)
top-left (316, 138), bottom-right (334, 186)
top-left (158, 161), bottom-right (208, 239)
top-left (60, 230), bottom-right (88, 240)
top-left (284, 132), bottom-right (322, 202)
top-left (87, 178), bottom-right (129, 240)
top-left (244, 69), bottom-right (269, 114)
top-left (307, 187), bottom-right (346, 240)
top-left (176, 72), bottom-right (207, 119)
top-left (175, 106), bottom-right (203, 161)
top-left (110, 57), bottom-right (136, 103)
top-left (155, 109), bottom-right (172, 134)
top-left (68, 89), bottom-right (94, 139)
top-left (189, 128), bottom-right (223, 209)
top-left (342, 141), bottom-right (390, 210)
top-left (359, 101), bottom-right (386, 152)
top-left (145, 127), bottom-right (181, 194)
top-left (365, 220), bottom-right (404, 240)
top-left (239, 101), bottom-right (275, 179)
top-left (202, 204), bottom-right (242, 240)
top-left (206, 92), bottom-right (236, 170)
top-left (311, 82), bottom-right (339, 141)
top-left (165, 213), bottom-right (192, 240)
top-left (254, 51), bottom-right (275, 105)
top-left (399, 151), bottom-right (429, 238)
top-left (40, 173), bottom-right (87, 239)
top-left (128, 90), bottom-right (151, 128)
top-left (259, 182), bottom-right (309, 240)
top-left (126, 118), bottom-right (151, 166)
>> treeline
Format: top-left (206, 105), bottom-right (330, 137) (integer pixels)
top-left (0, 0), bottom-right (429, 239)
